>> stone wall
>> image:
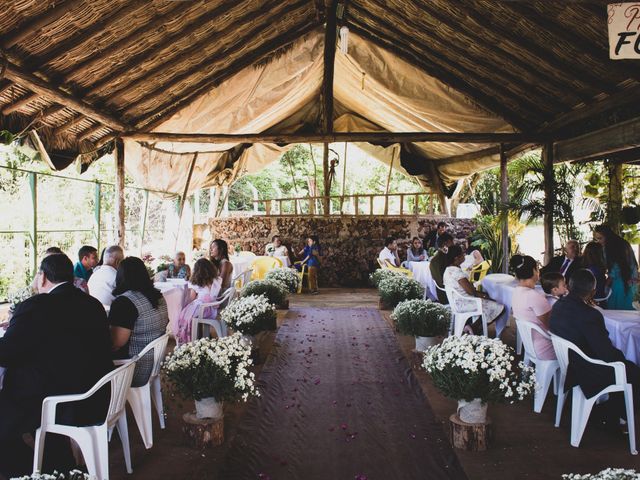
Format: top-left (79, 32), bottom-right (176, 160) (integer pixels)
top-left (206, 216), bottom-right (475, 287)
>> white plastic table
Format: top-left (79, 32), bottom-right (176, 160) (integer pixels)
top-left (599, 308), bottom-right (640, 365)
top-left (407, 261), bottom-right (437, 300)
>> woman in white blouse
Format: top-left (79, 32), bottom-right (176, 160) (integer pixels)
top-left (443, 245), bottom-right (504, 328)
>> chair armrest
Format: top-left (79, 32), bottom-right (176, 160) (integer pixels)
top-left (570, 347), bottom-right (628, 384)
top-left (113, 359), bottom-right (128, 366)
top-left (196, 300), bottom-right (225, 318)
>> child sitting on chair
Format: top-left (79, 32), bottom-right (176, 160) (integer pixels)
top-left (176, 258), bottom-right (222, 344)
top-left (541, 272), bottom-right (568, 307)
top-left (297, 235), bottom-right (322, 295)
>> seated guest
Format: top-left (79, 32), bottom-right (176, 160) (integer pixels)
top-left (510, 254), bottom-right (555, 360)
top-left (550, 269), bottom-right (640, 421)
top-left (167, 251), bottom-right (191, 280)
top-left (541, 272), bottom-right (568, 306)
top-left (582, 241), bottom-right (608, 303)
top-left (430, 233), bottom-right (454, 304)
top-left (265, 235), bottom-right (289, 258)
top-left (210, 239), bottom-right (233, 291)
top-left (74, 245), bottom-right (98, 281)
top-left (176, 258), bottom-right (222, 344)
top-left (379, 236), bottom-right (400, 267)
top-left (108, 257), bottom-right (169, 387)
top-left (443, 245), bottom-right (504, 331)
top-left (0, 254), bottom-right (113, 477)
top-left (407, 236), bottom-right (428, 262)
top-left (540, 239), bottom-right (582, 282)
top-left (88, 245), bottom-right (124, 307)
top-left (425, 221), bottom-right (448, 249)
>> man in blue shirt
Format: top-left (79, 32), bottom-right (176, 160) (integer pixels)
top-left (74, 245), bottom-right (98, 281)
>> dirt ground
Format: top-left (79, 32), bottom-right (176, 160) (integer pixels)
top-left (108, 289), bottom-right (640, 480)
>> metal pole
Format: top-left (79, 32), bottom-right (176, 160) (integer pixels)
top-left (29, 172), bottom-right (38, 277)
top-left (500, 144), bottom-right (509, 273)
top-left (94, 182), bottom-right (101, 252)
top-left (139, 190), bottom-right (149, 256)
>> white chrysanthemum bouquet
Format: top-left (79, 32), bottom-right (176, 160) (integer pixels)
top-left (563, 469), bottom-right (640, 480)
top-left (265, 267), bottom-right (300, 293)
top-left (221, 294), bottom-right (277, 336)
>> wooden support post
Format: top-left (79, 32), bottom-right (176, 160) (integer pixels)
top-left (370, 195), bottom-right (374, 215)
top-left (340, 142), bottom-right (348, 213)
top-left (115, 138), bottom-right (126, 249)
top-left (542, 143), bottom-right (555, 264)
top-left (414, 193), bottom-right (419, 215)
top-left (607, 161), bottom-right (623, 234)
top-left (321, 0), bottom-right (338, 216)
top-left (400, 194), bottom-right (404, 215)
top-left (29, 172), bottom-right (38, 277)
top-left (94, 182), bottom-right (101, 252)
top-left (210, 187), bottom-right (221, 219)
top-left (500, 144), bottom-right (509, 273)
top-left (139, 190), bottom-right (149, 256)
top-left (384, 155), bottom-right (394, 215)
top-left (354, 195), bottom-right (359, 216)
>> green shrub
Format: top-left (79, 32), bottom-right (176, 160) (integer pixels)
top-left (391, 299), bottom-right (451, 337)
top-left (241, 279), bottom-right (287, 305)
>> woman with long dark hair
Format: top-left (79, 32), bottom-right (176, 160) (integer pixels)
top-left (209, 239), bottom-right (233, 290)
top-left (582, 241), bottom-right (608, 303)
top-left (594, 224), bottom-right (638, 310)
top-left (109, 256), bottom-right (169, 386)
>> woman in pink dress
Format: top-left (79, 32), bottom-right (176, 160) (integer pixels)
top-left (176, 258), bottom-right (222, 344)
top-left (510, 254), bottom-right (555, 360)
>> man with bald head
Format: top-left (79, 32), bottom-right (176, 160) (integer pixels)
top-left (540, 239), bottom-right (582, 282)
top-left (88, 245), bottom-right (124, 306)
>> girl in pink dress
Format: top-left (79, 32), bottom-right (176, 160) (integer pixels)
top-left (176, 258), bottom-right (222, 344)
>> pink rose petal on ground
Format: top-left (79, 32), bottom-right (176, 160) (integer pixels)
top-left (340, 423), bottom-right (348, 430)
top-left (314, 379), bottom-right (321, 385)
top-left (355, 475), bottom-right (368, 479)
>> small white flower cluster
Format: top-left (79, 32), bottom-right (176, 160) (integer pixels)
top-left (370, 268), bottom-right (403, 287)
top-left (164, 334), bottom-right (258, 401)
top-left (391, 299), bottom-right (451, 337)
top-left (265, 267), bottom-right (300, 293)
top-left (12, 470), bottom-right (91, 480)
top-left (563, 469), bottom-right (640, 480)
top-left (378, 275), bottom-right (424, 305)
top-left (423, 335), bottom-right (536, 403)
top-left (8, 285), bottom-right (33, 310)
top-left (221, 294), bottom-right (276, 330)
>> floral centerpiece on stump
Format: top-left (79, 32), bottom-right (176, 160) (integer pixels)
top-left (369, 268), bottom-right (402, 288)
top-left (423, 335), bottom-right (535, 424)
top-left (221, 294), bottom-right (278, 336)
top-left (14, 471), bottom-right (91, 480)
top-left (241, 279), bottom-right (288, 307)
top-left (563, 469), bottom-right (640, 480)
top-left (377, 275), bottom-right (424, 309)
top-left (265, 267), bottom-right (300, 293)
top-left (164, 334), bottom-right (258, 419)
top-left (392, 299), bottom-right (451, 350)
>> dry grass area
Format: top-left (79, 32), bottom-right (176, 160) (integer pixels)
top-left (105, 288), bottom-right (638, 479)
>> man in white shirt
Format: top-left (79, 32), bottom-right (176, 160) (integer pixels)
top-left (88, 245), bottom-right (124, 306)
top-left (379, 237), bottom-right (400, 267)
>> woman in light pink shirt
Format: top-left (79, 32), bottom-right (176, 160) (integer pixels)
top-left (510, 254), bottom-right (555, 360)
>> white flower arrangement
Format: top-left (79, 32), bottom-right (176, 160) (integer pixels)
top-left (369, 268), bottom-right (402, 287)
top-left (391, 299), bottom-right (451, 337)
top-left (264, 267), bottom-right (300, 293)
top-left (8, 285), bottom-right (33, 312)
top-left (221, 294), bottom-right (278, 336)
top-left (423, 335), bottom-right (536, 404)
top-left (563, 469), bottom-right (640, 480)
top-left (377, 275), bottom-right (424, 308)
top-left (163, 334), bottom-right (259, 402)
top-left (12, 470), bottom-right (90, 480)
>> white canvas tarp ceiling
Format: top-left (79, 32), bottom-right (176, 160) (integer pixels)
top-left (124, 28), bottom-right (512, 196)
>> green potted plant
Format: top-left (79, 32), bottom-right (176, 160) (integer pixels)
top-left (221, 294), bottom-right (278, 336)
top-left (241, 279), bottom-right (288, 308)
top-left (369, 268), bottom-right (403, 288)
top-left (377, 275), bottom-right (424, 309)
top-left (265, 267), bottom-right (300, 293)
top-left (391, 299), bottom-right (451, 350)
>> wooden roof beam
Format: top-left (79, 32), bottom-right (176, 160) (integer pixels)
top-left (77, 123), bottom-right (106, 142)
top-left (82, 0), bottom-right (244, 99)
top-left (2, 0), bottom-right (85, 49)
top-left (53, 114), bottom-right (86, 136)
top-left (135, 22), bottom-right (320, 131)
top-left (33, 104), bottom-right (67, 123)
top-left (348, 21), bottom-right (543, 129)
top-left (60, 2), bottom-right (188, 83)
top-left (1, 92), bottom-right (39, 115)
top-left (0, 81), bottom-right (17, 98)
top-left (3, 60), bottom-right (128, 131)
top-left (120, 0), bottom-right (312, 117)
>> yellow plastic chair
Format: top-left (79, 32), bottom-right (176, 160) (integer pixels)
top-left (294, 262), bottom-right (308, 293)
top-left (377, 257), bottom-right (413, 278)
top-left (250, 256), bottom-right (283, 280)
top-left (469, 260), bottom-right (492, 287)
top-left (238, 251), bottom-right (256, 258)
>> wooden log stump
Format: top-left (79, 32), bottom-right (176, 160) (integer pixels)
top-left (182, 412), bottom-right (224, 449)
top-left (277, 299), bottom-right (289, 310)
top-left (448, 414), bottom-right (492, 451)
top-left (378, 298), bottom-right (392, 310)
top-left (410, 349), bottom-right (425, 368)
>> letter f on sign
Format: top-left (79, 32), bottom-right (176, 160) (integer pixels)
top-left (615, 31), bottom-right (637, 55)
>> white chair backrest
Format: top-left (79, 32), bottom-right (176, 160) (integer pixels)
top-left (515, 318), bottom-right (550, 363)
top-left (594, 289), bottom-right (612, 303)
top-left (445, 286), bottom-right (482, 315)
top-left (242, 269), bottom-right (253, 286)
top-left (219, 287), bottom-right (236, 308)
top-left (106, 360), bottom-right (137, 426)
top-left (136, 333), bottom-right (170, 380)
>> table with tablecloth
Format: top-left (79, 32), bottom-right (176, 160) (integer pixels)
top-left (274, 255), bottom-right (290, 268)
top-left (154, 280), bottom-right (190, 338)
top-left (599, 308), bottom-right (640, 365)
top-left (230, 256), bottom-right (253, 277)
top-left (407, 261), bottom-right (437, 300)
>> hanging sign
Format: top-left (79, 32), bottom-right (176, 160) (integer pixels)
top-left (608, 3), bottom-right (640, 59)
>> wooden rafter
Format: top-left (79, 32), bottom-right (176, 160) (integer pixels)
top-left (60, 2), bottom-right (187, 83)
top-left (121, 0), bottom-right (313, 117)
top-left (1, 92), bottom-right (39, 115)
top-left (3, 60), bottom-right (128, 131)
top-left (77, 123), bottom-right (106, 142)
top-left (0, 81), bottom-right (17, 99)
top-left (2, 0), bottom-right (85, 49)
top-left (32, 1), bottom-right (148, 68)
top-left (53, 114), bottom-right (86, 136)
top-left (135, 22), bottom-right (320, 131)
top-left (410, 0), bottom-right (590, 105)
top-left (347, 22), bottom-right (539, 130)
top-left (32, 104), bottom-right (67, 123)
top-left (83, 0), bottom-right (243, 99)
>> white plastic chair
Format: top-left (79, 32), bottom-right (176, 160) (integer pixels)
top-left (515, 319), bottom-right (560, 413)
top-left (594, 289), bottom-right (612, 304)
top-left (444, 285), bottom-right (486, 337)
top-left (190, 287), bottom-right (236, 342)
top-left (115, 334), bottom-right (170, 450)
top-left (33, 359), bottom-right (138, 479)
top-left (550, 333), bottom-right (637, 454)
top-left (233, 268), bottom-right (253, 289)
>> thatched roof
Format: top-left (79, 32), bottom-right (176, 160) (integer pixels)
top-left (0, 0), bottom-right (639, 192)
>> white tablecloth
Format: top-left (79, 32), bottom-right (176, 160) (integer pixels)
top-left (407, 261), bottom-right (437, 300)
top-left (154, 282), bottom-right (190, 337)
top-left (275, 255), bottom-right (290, 268)
top-left (230, 256), bottom-right (252, 277)
top-left (600, 308), bottom-right (640, 365)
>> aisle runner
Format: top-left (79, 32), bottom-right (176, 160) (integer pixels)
top-left (220, 308), bottom-right (467, 480)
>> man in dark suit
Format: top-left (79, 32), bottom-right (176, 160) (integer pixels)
top-left (0, 254), bottom-right (113, 478)
top-left (424, 221), bottom-right (448, 250)
top-left (429, 233), bottom-right (454, 304)
top-left (550, 269), bottom-right (639, 426)
top-left (540, 239), bottom-right (582, 282)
